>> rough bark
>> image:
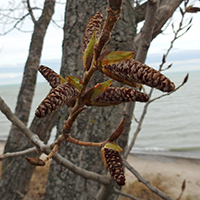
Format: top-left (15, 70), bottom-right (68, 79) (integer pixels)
top-left (44, 0), bottom-right (136, 200)
top-left (0, 1), bottom-right (55, 199)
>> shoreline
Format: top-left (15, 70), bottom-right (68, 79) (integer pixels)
top-left (131, 149), bottom-right (200, 160)
top-left (1, 140), bottom-right (200, 160)
top-left (126, 153), bottom-right (200, 200)
top-left (1, 141), bottom-right (200, 199)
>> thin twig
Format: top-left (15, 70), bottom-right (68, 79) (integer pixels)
top-left (114, 188), bottom-right (142, 200)
top-left (67, 136), bottom-right (102, 147)
top-left (0, 147), bottom-right (37, 161)
top-left (149, 74), bottom-right (189, 103)
top-left (26, 0), bottom-right (36, 24)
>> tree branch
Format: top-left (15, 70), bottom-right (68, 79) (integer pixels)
top-left (51, 151), bottom-right (111, 185)
top-left (135, 2), bottom-right (147, 24)
top-left (114, 187), bottom-right (142, 200)
top-left (152, 0), bottom-right (183, 39)
top-left (0, 96), bottom-right (45, 150)
top-left (123, 159), bottom-right (175, 200)
top-left (0, 12), bottom-right (31, 36)
top-left (0, 96), bottom-right (111, 185)
top-left (0, 147), bottom-right (37, 161)
top-left (26, 0), bottom-right (36, 23)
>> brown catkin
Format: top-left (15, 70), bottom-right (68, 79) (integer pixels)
top-left (82, 12), bottom-right (103, 54)
top-left (104, 148), bottom-right (125, 186)
top-left (91, 87), bottom-right (149, 105)
top-left (35, 83), bottom-right (79, 118)
top-left (38, 65), bottom-right (61, 88)
top-left (101, 59), bottom-right (175, 92)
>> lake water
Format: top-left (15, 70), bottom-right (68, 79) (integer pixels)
top-left (0, 70), bottom-right (200, 159)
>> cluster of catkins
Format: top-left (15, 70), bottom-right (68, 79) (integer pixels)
top-left (35, 11), bottom-right (175, 186)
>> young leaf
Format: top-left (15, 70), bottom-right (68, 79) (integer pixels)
top-left (83, 79), bottom-right (113, 104)
top-left (82, 12), bottom-right (103, 54)
top-left (82, 32), bottom-right (97, 70)
top-left (91, 79), bottom-right (113, 100)
top-left (98, 51), bottom-right (135, 67)
top-left (100, 142), bottom-right (123, 170)
top-left (66, 75), bottom-right (83, 92)
top-left (103, 142), bottom-right (123, 152)
top-left (108, 117), bottom-right (126, 142)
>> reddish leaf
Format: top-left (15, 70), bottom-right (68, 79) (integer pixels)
top-left (108, 117), bottom-right (126, 142)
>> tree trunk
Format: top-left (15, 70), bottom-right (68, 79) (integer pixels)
top-left (0, 1), bottom-right (55, 199)
top-left (44, 0), bottom-right (136, 199)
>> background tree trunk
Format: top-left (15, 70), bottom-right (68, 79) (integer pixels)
top-left (44, 0), bottom-right (136, 199)
top-left (0, 1), bottom-right (55, 199)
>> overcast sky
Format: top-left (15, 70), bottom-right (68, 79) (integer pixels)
top-left (0, 0), bottom-right (200, 85)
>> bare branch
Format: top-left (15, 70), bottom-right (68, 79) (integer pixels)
top-left (26, 0), bottom-right (36, 23)
top-left (0, 96), bottom-right (45, 149)
top-left (114, 187), bottom-right (142, 200)
top-left (0, 147), bottom-right (37, 161)
top-left (0, 12), bottom-right (31, 35)
top-left (51, 151), bottom-right (111, 185)
top-left (176, 180), bottom-right (186, 200)
top-left (0, 96), bottom-right (111, 185)
top-left (123, 159), bottom-right (175, 200)
top-left (134, 0), bottom-right (158, 59)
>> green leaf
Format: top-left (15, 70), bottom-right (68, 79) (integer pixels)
top-left (103, 142), bottom-right (123, 152)
top-left (66, 75), bottom-right (83, 92)
top-left (90, 79), bottom-right (113, 101)
top-left (82, 31), bottom-right (97, 70)
top-left (98, 51), bottom-right (135, 67)
top-left (100, 141), bottom-right (123, 170)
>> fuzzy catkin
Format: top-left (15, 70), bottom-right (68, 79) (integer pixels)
top-left (38, 65), bottom-right (61, 88)
top-left (104, 148), bottom-right (125, 186)
top-left (100, 58), bottom-right (175, 92)
top-left (91, 87), bottom-right (149, 105)
top-left (35, 83), bottom-right (79, 118)
top-left (82, 12), bottom-right (103, 53)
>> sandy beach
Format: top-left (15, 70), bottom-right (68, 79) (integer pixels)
top-left (126, 153), bottom-right (200, 199)
top-left (0, 141), bottom-right (200, 200)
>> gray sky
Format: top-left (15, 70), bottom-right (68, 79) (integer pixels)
top-left (0, 0), bottom-right (200, 85)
